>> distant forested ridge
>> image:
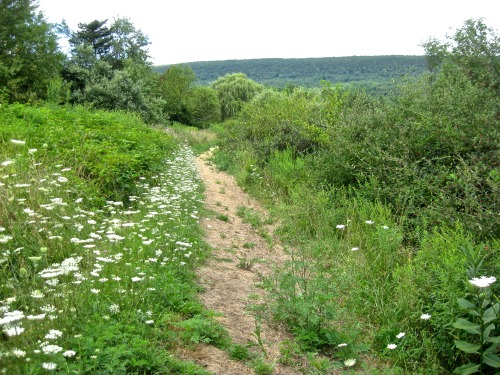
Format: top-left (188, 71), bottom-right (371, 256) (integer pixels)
top-left (154, 55), bottom-right (428, 94)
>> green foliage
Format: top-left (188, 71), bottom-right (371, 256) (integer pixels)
top-left (218, 88), bottom-right (328, 165)
top-left (0, 0), bottom-right (64, 103)
top-left (69, 17), bottom-right (150, 68)
top-left (187, 86), bottom-right (221, 127)
top-left (154, 55), bottom-right (427, 95)
top-left (70, 19), bottom-right (114, 59)
top-left (251, 358), bottom-right (275, 375)
top-left (63, 18), bottom-right (161, 123)
top-left (212, 73), bottom-right (264, 120)
top-left (314, 61), bottom-right (499, 241)
top-left (422, 18), bottom-right (500, 95)
top-left (157, 65), bottom-right (197, 123)
top-left (0, 104), bottom-right (176, 200)
top-left (451, 245), bottom-right (500, 374)
top-left (70, 61), bottom-right (165, 123)
top-left (229, 344), bottom-right (251, 361)
top-left (0, 107), bottom-right (220, 374)
top-left (211, 18), bottom-right (500, 374)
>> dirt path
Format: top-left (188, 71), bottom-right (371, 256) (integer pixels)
top-left (187, 148), bottom-right (302, 375)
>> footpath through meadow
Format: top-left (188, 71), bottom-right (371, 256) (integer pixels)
top-left (184, 147), bottom-right (302, 375)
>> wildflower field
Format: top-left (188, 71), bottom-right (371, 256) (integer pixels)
top-left (0, 104), bottom-right (224, 374)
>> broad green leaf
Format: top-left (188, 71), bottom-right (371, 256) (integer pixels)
top-left (485, 336), bottom-right (500, 343)
top-left (483, 323), bottom-right (495, 341)
top-left (454, 340), bottom-right (481, 353)
top-left (453, 318), bottom-right (481, 335)
top-left (457, 298), bottom-right (480, 316)
top-left (483, 352), bottom-right (500, 368)
top-left (483, 303), bottom-right (499, 324)
top-left (453, 362), bottom-right (480, 374)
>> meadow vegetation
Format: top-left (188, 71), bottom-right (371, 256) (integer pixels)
top-left (0, 105), bottom-right (231, 374)
top-left (0, 2), bottom-right (498, 372)
top-left (212, 19), bottom-right (499, 374)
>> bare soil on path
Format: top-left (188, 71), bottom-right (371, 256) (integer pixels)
top-left (185, 148), bottom-right (303, 375)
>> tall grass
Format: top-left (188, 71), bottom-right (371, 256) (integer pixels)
top-left (0, 104), bottom-right (224, 374)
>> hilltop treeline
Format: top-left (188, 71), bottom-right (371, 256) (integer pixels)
top-left (154, 55), bottom-right (427, 94)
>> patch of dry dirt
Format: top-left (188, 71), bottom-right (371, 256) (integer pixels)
top-left (188, 148), bottom-right (302, 375)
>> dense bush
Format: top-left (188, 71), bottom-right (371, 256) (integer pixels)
top-left (212, 73), bottom-right (264, 120)
top-left (213, 19), bottom-right (499, 373)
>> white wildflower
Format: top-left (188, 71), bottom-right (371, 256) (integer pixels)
top-left (42, 362), bottom-right (57, 370)
top-left (12, 348), bottom-right (26, 357)
top-left (4, 326), bottom-right (25, 336)
top-left (45, 329), bottom-right (63, 339)
top-left (1, 160), bottom-right (14, 167)
top-left (344, 358), bottom-right (356, 367)
top-left (63, 350), bottom-right (76, 357)
top-left (31, 290), bottom-right (45, 299)
top-left (469, 276), bottom-right (496, 288)
top-left (109, 304), bottom-right (120, 314)
top-left (41, 344), bottom-right (63, 354)
top-left (0, 310), bottom-right (24, 325)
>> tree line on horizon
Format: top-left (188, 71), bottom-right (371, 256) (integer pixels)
top-left (1, 0), bottom-right (430, 123)
top-left (153, 55), bottom-right (428, 94)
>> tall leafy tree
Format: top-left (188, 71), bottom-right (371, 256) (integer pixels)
top-left (422, 18), bottom-right (500, 94)
top-left (212, 73), bottom-right (263, 120)
top-left (68, 18), bottom-right (150, 68)
top-left (63, 17), bottom-right (162, 122)
top-left (0, 0), bottom-right (64, 102)
top-left (108, 18), bottom-right (150, 68)
top-left (157, 65), bottom-right (197, 123)
top-left (187, 86), bottom-right (221, 127)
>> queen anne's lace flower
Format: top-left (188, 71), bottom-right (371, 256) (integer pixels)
top-left (42, 362), bottom-right (57, 371)
top-left (469, 276), bottom-right (496, 288)
top-left (344, 358), bottom-right (356, 367)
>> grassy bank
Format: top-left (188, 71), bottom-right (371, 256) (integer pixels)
top-left (0, 104), bottom-right (226, 374)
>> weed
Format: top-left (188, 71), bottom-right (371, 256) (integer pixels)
top-left (236, 256), bottom-right (256, 270)
top-left (228, 344), bottom-right (251, 361)
top-left (0, 105), bottom-right (224, 373)
top-left (217, 213), bottom-right (230, 222)
top-left (251, 357), bottom-right (275, 375)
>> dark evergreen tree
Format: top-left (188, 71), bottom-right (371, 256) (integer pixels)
top-left (70, 19), bottom-right (113, 59)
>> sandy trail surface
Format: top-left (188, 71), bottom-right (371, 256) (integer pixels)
top-left (184, 148), bottom-right (302, 375)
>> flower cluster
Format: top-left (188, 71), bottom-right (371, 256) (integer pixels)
top-left (0, 142), bottom-right (204, 372)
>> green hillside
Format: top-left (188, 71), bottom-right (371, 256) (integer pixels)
top-left (154, 55), bottom-right (428, 94)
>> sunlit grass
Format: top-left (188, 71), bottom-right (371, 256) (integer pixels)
top-left (0, 106), bottom-right (221, 374)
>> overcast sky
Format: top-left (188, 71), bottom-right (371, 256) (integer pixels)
top-left (37, 0), bottom-right (500, 65)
